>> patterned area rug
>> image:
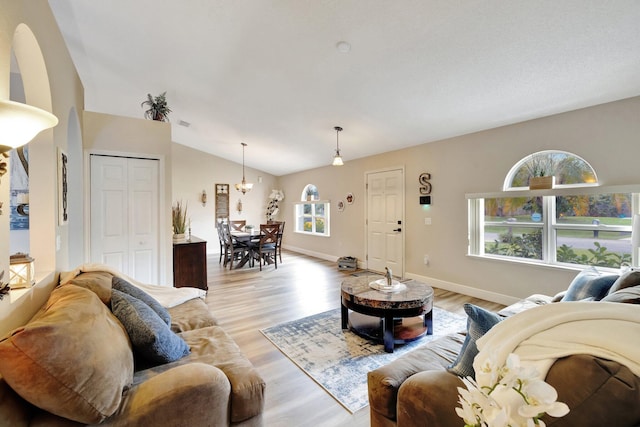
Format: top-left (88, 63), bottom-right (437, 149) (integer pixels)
top-left (260, 307), bottom-right (466, 413)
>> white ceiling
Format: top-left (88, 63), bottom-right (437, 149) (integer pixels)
top-left (48, 1), bottom-right (640, 176)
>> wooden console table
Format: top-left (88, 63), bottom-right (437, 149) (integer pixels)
top-left (173, 236), bottom-right (208, 290)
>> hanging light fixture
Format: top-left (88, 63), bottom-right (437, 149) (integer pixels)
top-left (235, 142), bottom-right (253, 194)
top-left (332, 126), bottom-right (344, 166)
top-left (0, 99), bottom-right (58, 152)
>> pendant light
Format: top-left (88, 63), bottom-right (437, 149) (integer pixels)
top-left (0, 100), bottom-right (58, 152)
top-left (235, 142), bottom-right (253, 194)
top-left (332, 126), bottom-right (344, 166)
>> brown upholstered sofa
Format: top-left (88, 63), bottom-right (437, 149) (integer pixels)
top-left (0, 269), bottom-right (265, 426)
top-left (368, 269), bottom-right (640, 427)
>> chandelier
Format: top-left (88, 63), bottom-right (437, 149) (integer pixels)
top-left (235, 142), bottom-right (253, 194)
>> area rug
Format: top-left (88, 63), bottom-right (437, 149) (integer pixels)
top-left (260, 307), bottom-right (466, 413)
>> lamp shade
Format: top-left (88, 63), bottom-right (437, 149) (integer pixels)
top-left (0, 100), bottom-right (58, 150)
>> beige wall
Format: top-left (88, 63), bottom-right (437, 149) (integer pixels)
top-left (171, 143), bottom-right (278, 252)
top-left (280, 96), bottom-right (640, 303)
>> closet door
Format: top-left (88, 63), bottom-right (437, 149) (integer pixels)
top-left (90, 155), bottom-right (159, 283)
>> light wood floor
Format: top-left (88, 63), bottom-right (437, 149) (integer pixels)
top-left (205, 250), bottom-right (504, 427)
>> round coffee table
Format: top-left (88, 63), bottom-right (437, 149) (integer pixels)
top-left (341, 274), bottom-right (434, 353)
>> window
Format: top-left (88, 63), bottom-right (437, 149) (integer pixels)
top-left (295, 184), bottom-right (330, 237)
top-left (504, 150), bottom-right (597, 190)
top-left (469, 151), bottom-right (637, 269)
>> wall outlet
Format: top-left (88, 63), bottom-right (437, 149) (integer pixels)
top-left (423, 254), bottom-right (429, 265)
top-left (424, 217), bottom-right (432, 225)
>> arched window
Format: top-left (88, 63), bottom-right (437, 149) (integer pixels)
top-left (295, 184), bottom-right (329, 236)
top-left (300, 184), bottom-right (319, 201)
top-left (504, 150), bottom-right (598, 190)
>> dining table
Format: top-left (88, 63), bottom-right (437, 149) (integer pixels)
top-left (230, 230), bottom-right (261, 268)
top-left (230, 229), bottom-right (276, 268)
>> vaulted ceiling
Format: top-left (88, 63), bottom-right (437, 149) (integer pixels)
top-left (48, 1), bottom-right (640, 176)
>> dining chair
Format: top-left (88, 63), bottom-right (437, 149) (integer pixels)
top-left (216, 218), bottom-right (227, 263)
top-left (250, 223), bottom-right (280, 271)
top-left (221, 222), bottom-right (249, 269)
top-left (230, 220), bottom-right (246, 232)
top-left (274, 221), bottom-right (285, 263)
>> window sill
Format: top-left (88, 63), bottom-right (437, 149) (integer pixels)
top-left (465, 254), bottom-right (622, 275)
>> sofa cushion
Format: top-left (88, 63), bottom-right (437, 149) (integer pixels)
top-left (542, 354), bottom-right (640, 426)
top-left (66, 270), bottom-right (114, 304)
top-left (112, 276), bottom-right (171, 325)
top-left (447, 304), bottom-right (501, 378)
top-left (168, 297), bottom-right (217, 333)
top-left (368, 332), bottom-right (465, 422)
top-left (561, 267), bottom-right (618, 301)
top-left (608, 269), bottom-right (640, 294)
top-left (111, 289), bottom-right (190, 365)
top-left (132, 325), bottom-right (265, 423)
top-left (0, 285), bottom-right (133, 424)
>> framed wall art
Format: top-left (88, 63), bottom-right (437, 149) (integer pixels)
top-left (57, 147), bottom-right (68, 225)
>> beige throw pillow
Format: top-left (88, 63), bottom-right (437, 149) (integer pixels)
top-left (0, 285), bottom-right (133, 424)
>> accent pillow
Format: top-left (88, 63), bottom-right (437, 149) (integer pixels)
top-left (67, 271), bottom-right (114, 304)
top-left (111, 289), bottom-right (190, 365)
top-left (112, 276), bottom-right (171, 325)
top-left (447, 304), bottom-right (502, 378)
top-left (561, 267), bottom-right (618, 301)
top-left (607, 270), bottom-right (640, 294)
top-left (0, 285), bottom-right (133, 424)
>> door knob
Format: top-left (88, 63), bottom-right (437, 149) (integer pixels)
top-left (393, 228), bottom-right (402, 232)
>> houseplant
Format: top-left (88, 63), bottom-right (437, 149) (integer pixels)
top-left (172, 201), bottom-right (188, 240)
top-left (141, 92), bottom-right (171, 122)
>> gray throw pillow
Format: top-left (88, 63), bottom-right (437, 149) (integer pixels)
top-left (447, 304), bottom-right (502, 378)
top-left (112, 277), bottom-right (171, 325)
top-left (561, 267), bottom-right (618, 301)
top-left (111, 289), bottom-right (190, 365)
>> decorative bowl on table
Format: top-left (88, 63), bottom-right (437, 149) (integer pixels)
top-left (369, 279), bottom-right (406, 292)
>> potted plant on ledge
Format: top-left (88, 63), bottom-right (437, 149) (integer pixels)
top-left (141, 92), bottom-right (171, 122)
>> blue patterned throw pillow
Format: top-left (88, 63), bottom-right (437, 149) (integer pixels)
top-left (447, 304), bottom-right (502, 378)
top-left (112, 277), bottom-right (171, 325)
top-left (111, 289), bottom-right (190, 365)
top-left (561, 267), bottom-right (619, 302)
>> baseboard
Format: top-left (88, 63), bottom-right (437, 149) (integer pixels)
top-left (281, 244), bottom-right (343, 264)
top-left (404, 272), bottom-right (520, 306)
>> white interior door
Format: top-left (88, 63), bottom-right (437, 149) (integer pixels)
top-left (90, 155), bottom-right (159, 283)
top-left (366, 168), bottom-right (404, 276)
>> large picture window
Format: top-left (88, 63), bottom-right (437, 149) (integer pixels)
top-left (469, 151), bottom-right (637, 269)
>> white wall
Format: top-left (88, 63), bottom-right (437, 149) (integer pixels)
top-left (279, 96), bottom-right (640, 303)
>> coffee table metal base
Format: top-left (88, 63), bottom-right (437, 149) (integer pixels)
top-left (343, 310), bottom-right (433, 352)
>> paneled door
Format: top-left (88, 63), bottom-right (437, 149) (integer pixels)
top-left (366, 168), bottom-right (404, 276)
top-left (90, 155), bottom-right (159, 283)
